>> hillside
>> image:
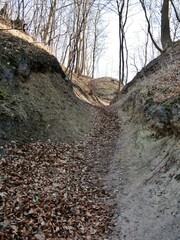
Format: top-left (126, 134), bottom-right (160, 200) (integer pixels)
top-left (0, 29), bottom-right (93, 144)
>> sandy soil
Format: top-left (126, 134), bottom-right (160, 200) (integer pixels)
top-left (105, 104), bottom-right (180, 240)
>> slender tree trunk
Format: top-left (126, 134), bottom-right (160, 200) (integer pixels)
top-left (161, 0), bottom-right (172, 50)
top-left (80, 25), bottom-right (87, 75)
top-left (91, 10), bottom-right (98, 78)
top-left (116, 0), bottom-right (129, 90)
top-left (17, 0), bottom-right (20, 18)
top-left (42, 0), bottom-right (57, 43)
top-left (92, 32), bottom-right (97, 78)
top-left (21, 0), bottom-right (25, 20)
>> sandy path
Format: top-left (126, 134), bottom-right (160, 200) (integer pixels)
top-left (104, 103), bottom-right (180, 240)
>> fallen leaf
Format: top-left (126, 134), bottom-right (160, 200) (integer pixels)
top-left (34, 233), bottom-right (45, 240)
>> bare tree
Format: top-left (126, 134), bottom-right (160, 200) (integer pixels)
top-left (64, 0), bottom-right (106, 79)
top-left (91, 2), bottom-right (107, 78)
top-left (107, 0), bottom-right (129, 89)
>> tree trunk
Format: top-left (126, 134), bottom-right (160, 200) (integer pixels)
top-left (161, 0), bottom-right (172, 50)
top-left (42, 0), bottom-right (57, 43)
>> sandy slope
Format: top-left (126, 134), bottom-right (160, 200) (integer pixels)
top-left (105, 41), bottom-right (180, 239)
top-left (106, 105), bottom-right (180, 240)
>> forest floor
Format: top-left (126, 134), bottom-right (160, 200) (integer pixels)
top-left (0, 105), bottom-right (121, 239)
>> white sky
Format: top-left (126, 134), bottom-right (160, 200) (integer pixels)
top-left (96, 13), bottom-right (119, 79)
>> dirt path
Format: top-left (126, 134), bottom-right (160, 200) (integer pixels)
top-left (0, 103), bottom-right (180, 239)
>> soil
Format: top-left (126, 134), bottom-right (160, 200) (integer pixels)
top-left (106, 106), bottom-right (180, 240)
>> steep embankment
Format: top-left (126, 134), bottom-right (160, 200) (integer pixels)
top-left (0, 30), bottom-right (93, 144)
top-left (108, 41), bottom-right (180, 240)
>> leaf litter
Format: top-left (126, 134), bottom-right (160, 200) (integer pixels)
top-left (0, 107), bottom-right (120, 239)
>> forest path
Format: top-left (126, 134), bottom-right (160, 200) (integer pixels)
top-left (1, 102), bottom-right (179, 239)
top-left (0, 104), bottom-right (121, 239)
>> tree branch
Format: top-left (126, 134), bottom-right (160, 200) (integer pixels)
top-left (170, 0), bottom-right (180, 22)
top-left (139, 0), bottom-right (162, 53)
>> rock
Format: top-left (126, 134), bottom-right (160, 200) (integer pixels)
top-left (17, 60), bottom-right (30, 78)
top-left (174, 173), bottom-right (180, 181)
top-left (144, 97), bottom-right (180, 135)
top-left (0, 66), bottom-right (15, 82)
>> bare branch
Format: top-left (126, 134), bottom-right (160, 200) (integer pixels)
top-left (170, 0), bottom-right (180, 22)
top-left (139, 0), bottom-right (162, 53)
